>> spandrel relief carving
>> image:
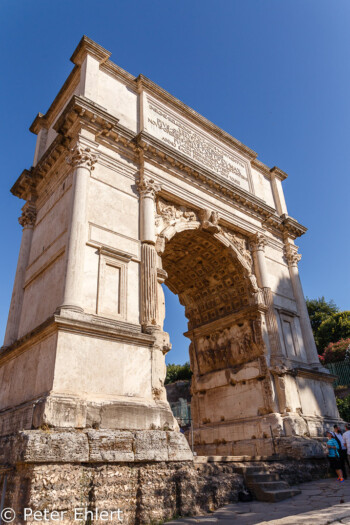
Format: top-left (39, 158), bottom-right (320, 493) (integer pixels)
top-left (222, 227), bottom-right (253, 272)
top-left (155, 197), bottom-right (198, 234)
top-left (195, 319), bottom-right (264, 375)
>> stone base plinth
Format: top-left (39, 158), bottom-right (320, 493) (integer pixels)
top-left (0, 429), bottom-right (240, 525)
top-left (195, 436), bottom-right (327, 459)
top-left (0, 429), bottom-right (331, 524)
top-left (192, 410), bottom-right (342, 458)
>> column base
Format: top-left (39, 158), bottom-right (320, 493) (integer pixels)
top-left (55, 304), bottom-right (84, 314)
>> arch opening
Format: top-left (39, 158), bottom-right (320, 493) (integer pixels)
top-left (161, 227), bottom-right (275, 456)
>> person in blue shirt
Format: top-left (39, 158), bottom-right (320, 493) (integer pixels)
top-left (326, 430), bottom-right (344, 482)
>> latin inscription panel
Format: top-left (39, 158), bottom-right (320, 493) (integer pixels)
top-left (144, 95), bottom-right (252, 192)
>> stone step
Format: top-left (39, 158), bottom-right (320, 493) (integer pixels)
top-left (242, 467), bottom-right (301, 502)
top-left (234, 466), bottom-right (266, 475)
top-left (246, 473), bottom-right (281, 482)
top-left (256, 488), bottom-right (301, 502)
top-left (247, 480), bottom-right (290, 491)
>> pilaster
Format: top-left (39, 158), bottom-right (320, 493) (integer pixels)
top-left (4, 203), bottom-right (37, 346)
top-left (284, 238), bottom-right (320, 367)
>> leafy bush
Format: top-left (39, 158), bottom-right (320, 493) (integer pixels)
top-left (317, 313), bottom-right (350, 353)
top-left (323, 338), bottom-right (350, 364)
top-left (336, 395), bottom-right (350, 422)
top-left (165, 362), bottom-right (192, 384)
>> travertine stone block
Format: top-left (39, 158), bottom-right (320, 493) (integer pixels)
top-left (134, 430), bottom-right (168, 462)
top-left (167, 431), bottom-right (194, 461)
top-left (14, 430), bottom-right (89, 463)
top-left (87, 430), bottom-right (134, 462)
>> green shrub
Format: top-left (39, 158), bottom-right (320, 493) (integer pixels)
top-left (336, 395), bottom-right (350, 422)
top-left (165, 362), bottom-right (192, 384)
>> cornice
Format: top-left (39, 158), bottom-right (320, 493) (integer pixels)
top-left (70, 35), bottom-right (111, 66)
top-left (12, 95), bottom-right (137, 200)
top-left (29, 67), bottom-right (81, 135)
top-left (294, 367), bottom-right (335, 383)
top-left (54, 314), bottom-right (154, 346)
top-left (54, 95), bottom-right (120, 137)
top-left (30, 37), bottom-right (110, 135)
top-left (137, 132), bottom-right (306, 238)
top-left (263, 213), bottom-right (307, 240)
top-left (11, 168), bottom-right (38, 200)
top-left (270, 166), bottom-right (288, 181)
top-left (11, 135), bottom-right (67, 200)
top-left (100, 61), bottom-right (137, 89)
top-left (280, 214), bottom-right (307, 237)
top-left (251, 158), bottom-right (271, 177)
top-left (0, 314), bottom-right (154, 365)
top-left (251, 160), bottom-right (288, 182)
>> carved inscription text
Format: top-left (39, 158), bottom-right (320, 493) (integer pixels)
top-left (146, 96), bottom-right (251, 191)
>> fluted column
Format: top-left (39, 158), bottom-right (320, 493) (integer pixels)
top-left (4, 203), bottom-right (37, 346)
top-left (251, 233), bottom-right (283, 358)
top-left (137, 177), bottom-right (161, 332)
top-left (284, 240), bottom-right (320, 366)
top-left (60, 144), bottom-right (97, 313)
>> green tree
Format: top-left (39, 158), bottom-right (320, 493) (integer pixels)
top-left (306, 296), bottom-right (338, 333)
top-left (317, 312), bottom-right (350, 352)
top-left (336, 396), bottom-right (350, 422)
top-left (165, 362), bottom-right (192, 384)
top-left (306, 297), bottom-right (339, 350)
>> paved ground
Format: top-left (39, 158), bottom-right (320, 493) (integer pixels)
top-left (167, 478), bottom-right (350, 524)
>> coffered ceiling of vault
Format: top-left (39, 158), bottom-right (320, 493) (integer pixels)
top-left (162, 230), bottom-right (251, 330)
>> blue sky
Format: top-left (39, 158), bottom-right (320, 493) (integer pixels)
top-left (1, 0), bottom-right (349, 364)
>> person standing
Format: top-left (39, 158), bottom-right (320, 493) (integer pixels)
top-left (326, 430), bottom-right (344, 482)
top-left (342, 423), bottom-right (350, 466)
top-left (332, 425), bottom-right (348, 479)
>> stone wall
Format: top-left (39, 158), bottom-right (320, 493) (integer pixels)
top-left (0, 455), bottom-right (329, 525)
top-left (0, 461), bottom-right (244, 524)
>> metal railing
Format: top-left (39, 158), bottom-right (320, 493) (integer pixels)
top-left (169, 398), bottom-right (191, 424)
top-left (325, 361), bottom-right (350, 387)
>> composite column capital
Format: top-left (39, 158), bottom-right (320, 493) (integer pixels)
top-left (66, 143), bottom-right (98, 171)
top-left (250, 232), bottom-right (267, 252)
top-left (284, 242), bottom-right (302, 267)
top-left (136, 176), bottom-right (162, 199)
top-left (18, 204), bottom-right (37, 229)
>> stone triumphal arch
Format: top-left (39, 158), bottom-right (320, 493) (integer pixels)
top-left (0, 36), bottom-right (340, 516)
